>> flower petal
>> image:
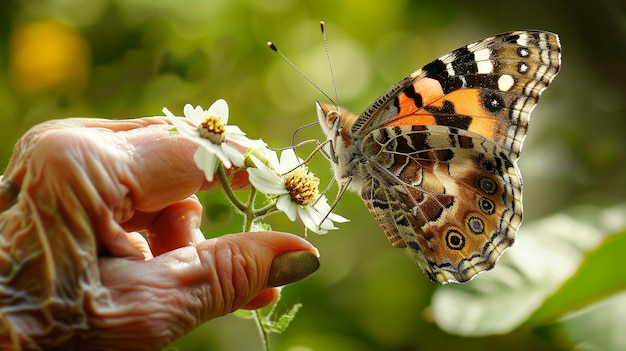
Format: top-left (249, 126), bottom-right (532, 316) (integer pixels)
top-left (248, 173), bottom-right (286, 194)
top-left (162, 107), bottom-right (177, 118)
top-left (194, 139), bottom-right (231, 168)
top-left (183, 103), bottom-right (195, 117)
top-left (208, 99), bottom-right (229, 122)
top-left (247, 165), bottom-right (287, 195)
top-left (326, 211), bottom-right (349, 223)
top-left (278, 148), bottom-right (303, 172)
top-left (264, 148), bottom-right (280, 169)
top-left (277, 195), bottom-right (297, 221)
top-left (224, 125), bottom-right (246, 136)
top-left (227, 136), bottom-right (267, 159)
top-left (170, 119), bottom-right (200, 140)
top-left (221, 143), bottom-right (245, 167)
top-left (193, 148), bottom-right (218, 182)
top-left (248, 146), bottom-right (279, 170)
top-left (298, 206), bottom-right (327, 234)
top-left (182, 104), bottom-right (204, 124)
top-left (165, 107), bottom-right (197, 133)
top-left (314, 196), bottom-right (349, 223)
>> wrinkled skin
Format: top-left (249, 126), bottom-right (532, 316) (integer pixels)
top-left (0, 118), bottom-right (318, 350)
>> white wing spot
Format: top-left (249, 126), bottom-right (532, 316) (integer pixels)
top-left (497, 74), bottom-right (515, 91)
top-left (516, 33), bottom-right (530, 46)
top-left (473, 48), bottom-right (493, 74)
top-left (446, 62), bottom-right (456, 76)
top-left (518, 48), bottom-right (530, 58)
top-left (466, 42), bottom-right (482, 51)
top-left (459, 75), bottom-right (468, 88)
top-left (476, 60), bottom-right (494, 74)
top-left (518, 62), bottom-right (529, 73)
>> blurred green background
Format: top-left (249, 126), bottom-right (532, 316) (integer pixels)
top-left (1, 0), bottom-right (625, 350)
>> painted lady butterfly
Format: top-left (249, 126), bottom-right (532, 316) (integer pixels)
top-left (316, 31), bottom-right (561, 284)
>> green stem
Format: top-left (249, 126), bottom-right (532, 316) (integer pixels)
top-left (253, 309), bottom-right (270, 351)
top-left (217, 165), bottom-right (247, 214)
top-left (253, 202), bottom-right (279, 218)
top-left (217, 165), bottom-right (274, 351)
top-left (242, 186), bottom-right (257, 232)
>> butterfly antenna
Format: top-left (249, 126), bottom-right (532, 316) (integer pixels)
top-left (267, 41), bottom-right (336, 105)
top-left (320, 21), bottom-right (340, 109)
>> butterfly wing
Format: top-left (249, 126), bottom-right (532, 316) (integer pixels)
top-left (336, 31), bottom-right (560, 283)
top-left (352, 31), bottom-right (561, 161)
top-left (359, 124), bottom-right (521, 283)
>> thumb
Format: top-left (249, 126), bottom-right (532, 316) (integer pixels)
top-left (97, 231), bottom-right (319, 347)
top-left (187, 231), bottom-right (320, 319)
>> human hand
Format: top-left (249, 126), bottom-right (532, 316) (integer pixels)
top-left (0, 117), bottom-right (320, 350)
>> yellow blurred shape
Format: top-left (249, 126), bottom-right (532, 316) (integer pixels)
top-left (10, 20), bottom-right (90, 93)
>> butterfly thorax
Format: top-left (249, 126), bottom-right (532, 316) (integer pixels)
top-left (316, 102), bottom-right (369, 192)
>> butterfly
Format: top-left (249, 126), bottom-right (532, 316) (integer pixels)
top-left (316, 30), bottom-right (561, 284)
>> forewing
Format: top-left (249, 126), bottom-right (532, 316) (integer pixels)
top-left (352, 30), bottom-right (561, 161)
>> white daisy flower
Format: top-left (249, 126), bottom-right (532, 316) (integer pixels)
top-left (247, 148), bottom-right (348, 234)
top-left (164, 99), bottom-right (265, 181)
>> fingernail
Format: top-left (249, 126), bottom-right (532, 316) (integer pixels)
top-left (267, 251), bottom-right (320, 287)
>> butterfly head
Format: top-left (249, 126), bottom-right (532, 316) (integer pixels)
top-left (316, 101), bottom-right (340, 136)
top-left (315, 101), bottom-right (359, 142)
top-left (315, 101), bottom-right (363, 185)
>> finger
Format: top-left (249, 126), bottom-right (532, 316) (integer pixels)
top-left (119, 119), bottom-right (250, 212)
top-left (14, 117), bottom-right (216, 212)
top-left (145, 196), bottom-right (203, 256)
top-left (242, 288), bottom-right (280, 310)
top-left (189, 232), bottom-right (319, 319)
top-left (1, 117), bottom-right (174, 187)
top-left (121, 123), bottom-right (211, 212)
top-left (99, 232), bottom-right (319, 327)
top-left (122, 195), bottom-right (204, 256)
top-left (126, 232), bottom-right (153, 259)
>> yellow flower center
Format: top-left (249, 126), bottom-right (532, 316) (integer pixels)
top-left (198, 116), bottom-right (226, 144)
top-left (284, 167), bottom-right (320, 206)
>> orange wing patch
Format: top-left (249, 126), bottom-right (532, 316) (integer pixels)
top-left (387, 77), bottom-right (500, 139)
top-left (444, 89), bottom-right (500, 139)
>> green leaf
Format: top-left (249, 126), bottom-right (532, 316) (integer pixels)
top-left (263, 302), bottom-right (302, 334)
top-left (250, 220), bottom-right (272, 232)
top-left (550, 291), bottom-right (626, 351)
top-left (430, 204), bottom-right (626, 336)
top-left (232, 309), bottom-right (256, 319)
top-left (253, 287), bottom-right (302, 335)
top-left (525, 228), bottom-right (626, 326)
top-left (235, 287), bottom-right (302, 336)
